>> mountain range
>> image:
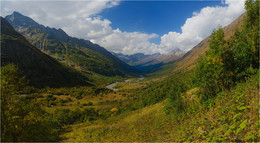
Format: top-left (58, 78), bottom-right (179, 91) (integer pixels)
top-left (5, 12), bottom-right (139, 77)
top-left (113, 49), bottom-right (186, 72)
top-left (111, 52), bottom-right (160, 65)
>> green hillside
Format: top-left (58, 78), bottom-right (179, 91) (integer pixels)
top-left (19, 26), bottom-right (125, 76)
top-left (1, 17), bottom-right (90, 88)
top-left (62, 72), bottom-right (258, 142)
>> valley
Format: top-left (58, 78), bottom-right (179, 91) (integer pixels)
top-left (1, 0), bottom-right (259, 142)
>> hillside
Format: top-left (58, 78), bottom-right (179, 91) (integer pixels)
top-left (172, 13), bottom-right (246, 73)
top-left (5, 12), bottom-right (138, 77)
top-left (62, 72), bottom-right (259, 142)
top-left (1, 17), bottom-right (90, 88)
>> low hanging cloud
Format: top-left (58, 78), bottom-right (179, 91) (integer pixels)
top-left (1, 0), bottom-right (245, 55)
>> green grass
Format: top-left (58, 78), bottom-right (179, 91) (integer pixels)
top-left (61, 73), bottom-right (259, 142)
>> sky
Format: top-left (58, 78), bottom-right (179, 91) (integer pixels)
top-left (1, 0), bottom-right (245, 55)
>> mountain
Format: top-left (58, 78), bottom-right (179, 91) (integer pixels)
top-left (5, 12), bottom-right (138, 77)
top-left (135, 48), bottom-right (186, 65)
top-left (156, 48), bottom-right (186, 63)
top-left (111, 52), bottom-right (161, 65)
top-left (112, 49), bottom-right (186, 72)
top-left (1, 17), bottom-right (91, 88)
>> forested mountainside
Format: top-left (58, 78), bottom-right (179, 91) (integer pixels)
top-left (5, 12), bottom-right (138, 77)
top-left (1, 17), bottom-right (90, 88)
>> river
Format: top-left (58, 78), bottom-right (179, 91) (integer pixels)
top-left (105, 75), bottom-right (145, 91)
top-left (105, 82), bottom-right (119, 91)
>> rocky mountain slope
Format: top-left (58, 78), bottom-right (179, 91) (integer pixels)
top-left (1, 17), bottom-right (90, 87)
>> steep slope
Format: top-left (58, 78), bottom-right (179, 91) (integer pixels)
top-left (148, 13), bottom-right (246, 77)
top-left (1, 17), bottom-right (90, 88)
top-left (172, 13), bottom-right (246, 72)
top-left (5, 12), bottom-right (138, 77)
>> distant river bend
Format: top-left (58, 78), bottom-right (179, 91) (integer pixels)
top-left (105, 75), bottom-right (145, 91)
top-left (105, 82), bottom-right (119, 91)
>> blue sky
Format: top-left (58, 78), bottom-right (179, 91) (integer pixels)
top-left (2, 0), bottom-right (245, 55)
top-left (100, 1), bottom-right (226, 42)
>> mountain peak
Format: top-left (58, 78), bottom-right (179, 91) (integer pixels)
top-left (5, 11), bottom-right (70, 41)
top-left (12, 11), bottom-right (23, 16)
top-left (10, 11), bottom-right (32, 21)
top-left (5, 11), bottom-right (40, 29)
top-left (9, 11), bottom-right (24, 20)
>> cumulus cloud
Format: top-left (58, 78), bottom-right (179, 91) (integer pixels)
top-left (1, 0), bottom-right (120, 35)
top-left (159, 0), bottom-right (245, 52)
top-left (1, 0), bottom-right (160, 54)
top-left (91, 29), bottom-right (159, 54)
top-left (1, 0), bottom-right (245, 55)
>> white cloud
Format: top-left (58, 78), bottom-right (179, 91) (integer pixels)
top-left (1, 0), bottom-right (160, 54)
top-left (1, 0), bottom-right (120, 32)
top-left (91, 29), bottom-right (159, 55)
top-left (1, 0), bottom-right (246, 55)
top-left (159, 0), bottom-right (245, 52)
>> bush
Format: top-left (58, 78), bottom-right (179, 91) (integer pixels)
top-left (192, 1), bottom-right (259, 102)
top-left (46, 95), bottom-right (57, 101)
top-left (1, 64), bottom-right (60, 141)
top-left (88, 102), bottom-right (94, 106)
top-left (164, 78), bottom-right (187, 117)
top-left (51, 108), bottom-right (99, 126)
top-left (82, 102), bottom-right (93, 106)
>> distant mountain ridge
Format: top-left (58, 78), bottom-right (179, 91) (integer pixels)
top-left (5, 11), bottom-right (139, 77)
top-left (113, 49), bottom-right (186, 72)
top-left (111, 52), bottom-right (161, 65)
top-left (1, 17), bottom-right (90, 87)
